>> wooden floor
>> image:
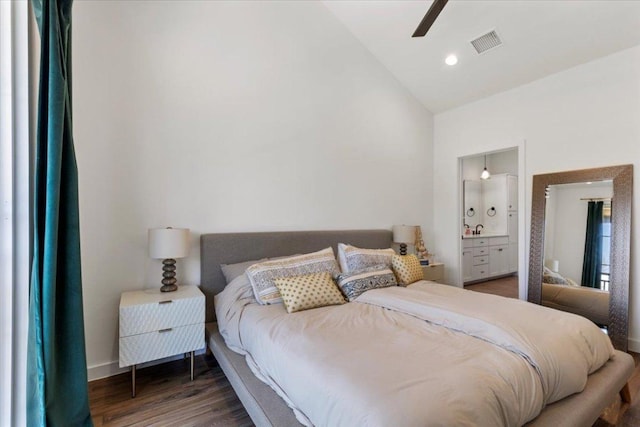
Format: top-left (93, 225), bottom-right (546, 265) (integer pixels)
top-left (90, 276), bottom-right (640, 426)
top-left (89, 355), bottom-right (252, 427)
top-left (464, 274), bottom-right (520, 299)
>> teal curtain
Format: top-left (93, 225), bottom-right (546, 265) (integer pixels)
top-left (27, 0), bottom-right (93, 425)
top-left (581, 201), bottom-right (604, 289)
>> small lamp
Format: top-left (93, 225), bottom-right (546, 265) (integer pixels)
top-left (148, 227), bottom-right (190, 292)
top-left (480, 155), bottom-right (491, 180)
top-left (393, 225), bottom-right (417, 256)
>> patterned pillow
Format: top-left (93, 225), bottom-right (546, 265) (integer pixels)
top-left (246, 247), bottom-right (340, 305)
top-left (274, 272), bottom-right (345, 313)
top-left (335, 265), bottom-right (397, 301)
top-left (392, 254), bottom-right (424, 286)
top-left (337, 243), bottom-right (395, 273)
top-left (543, 267), bottom-right (569, 285)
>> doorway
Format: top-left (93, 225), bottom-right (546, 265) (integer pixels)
top-left (458, 147), bottom-right (526, 299)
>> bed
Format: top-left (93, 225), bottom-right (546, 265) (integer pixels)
top-left (201, 230), bottom-right (634, 427)
top-left (542, 282), bottom-right (610, 327)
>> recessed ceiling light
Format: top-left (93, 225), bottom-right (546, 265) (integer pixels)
top-left (445, 54), bottom-right (458, 66)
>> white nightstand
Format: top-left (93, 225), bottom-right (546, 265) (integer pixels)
top-left (119, 285), bottom-right (205, 397)
top-left (422, 262), bottom-right (444, 282)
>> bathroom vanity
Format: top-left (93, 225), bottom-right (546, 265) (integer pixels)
top-left (462, 234), bottom-right (516, 283)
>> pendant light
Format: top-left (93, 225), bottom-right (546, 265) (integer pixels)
top-left (480, 155), bottom-right (491, 180)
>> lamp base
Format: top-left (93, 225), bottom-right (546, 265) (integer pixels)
top-left (399, 243), bottom-right (408, 256)
top-left (160, 284), bottom-right (178, 293)
top-left (160, 258), bottom-right (178, 292)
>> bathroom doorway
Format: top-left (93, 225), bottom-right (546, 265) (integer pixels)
top-left (458, 146), bottom-right (526, 299)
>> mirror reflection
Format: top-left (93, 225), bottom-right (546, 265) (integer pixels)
top-left (541, 180), bottom-right (613, 328)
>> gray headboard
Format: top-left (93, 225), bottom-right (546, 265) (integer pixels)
top-left (200, 229), bottom-right (393, 322)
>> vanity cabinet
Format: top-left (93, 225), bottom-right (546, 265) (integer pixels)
top-left (462, 248), bottom-right (473, 283)
top-left (489, 245), bottom-right (509, 277)
top-left (463, 236), bottom-right (511, 284)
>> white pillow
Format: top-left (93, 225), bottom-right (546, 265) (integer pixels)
top-left (337, 243), bottom-right (395, 273)
top-left (246, 247), bottom-right (340, 305)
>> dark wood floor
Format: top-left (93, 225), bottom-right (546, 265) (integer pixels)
top-left (89, 355), bottom-right (252, 426)
top-left (90, 276), bottom-right (640, 426)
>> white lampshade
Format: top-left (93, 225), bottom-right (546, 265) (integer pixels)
top-left (551, 260), bottom-right (559, 273)
top-left (148, 227), bottom-right (190, 259)
top-left (393, 225), bottom-right (417, 245)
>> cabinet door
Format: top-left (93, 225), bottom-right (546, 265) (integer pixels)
top-left (462, 249), bottom-right (474, 283)
top-left (507, 175), bottom-right (518, 211)
top-left (508, 211), bottom-right (518, 245)
top-left (508, 242), bottom-right (518, 273)
top-left (489, 245), bottom-right (509, 277)
top-left (482, 175), bottom-right (507, 234)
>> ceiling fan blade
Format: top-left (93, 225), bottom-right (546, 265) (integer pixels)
top-left (412, 0), bottom-right (449, 38)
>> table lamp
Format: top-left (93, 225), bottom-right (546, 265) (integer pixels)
top-left (393, 225), bottom-right (417, 256)
top-left (148, 227), bottom-right (190, 292)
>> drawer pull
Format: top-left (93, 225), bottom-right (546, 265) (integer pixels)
top-left (158, 328), bottom-right (173, 333)
top-left (159, 300), bottom-right (173, 305)
top-left (498, 248), bottom-right (503, 252)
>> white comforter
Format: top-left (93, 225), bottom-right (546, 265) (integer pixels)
top-left (215, 278), bottom-right (614, 427)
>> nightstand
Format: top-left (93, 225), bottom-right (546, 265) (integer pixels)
top-left (422, 262), bottom-right (444, 282)
top-left (119, 285), bottom-right (205, 397)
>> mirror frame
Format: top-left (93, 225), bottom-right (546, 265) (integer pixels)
top-left (528, 164), bottom-right (633, 351)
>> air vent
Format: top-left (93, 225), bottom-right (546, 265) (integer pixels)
top-left (470, 30), bottom-right (502, 54)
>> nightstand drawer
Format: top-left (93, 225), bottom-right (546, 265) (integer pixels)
top-left (120, 287), bottom-right (204, 336)
top-left (119, 323), bottom-right (204, 367)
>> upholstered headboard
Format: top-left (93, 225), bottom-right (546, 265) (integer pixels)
top-left (200, 229), bottom-right (393, 322)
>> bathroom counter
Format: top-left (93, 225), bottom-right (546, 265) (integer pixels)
top-left (462, 233), bottom-right (508, 239)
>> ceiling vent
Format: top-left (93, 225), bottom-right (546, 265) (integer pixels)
top-left (470, 30), bottom-right (502, 54)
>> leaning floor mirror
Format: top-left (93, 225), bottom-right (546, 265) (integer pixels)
top-left (528, 164), bottom-right (633, 351)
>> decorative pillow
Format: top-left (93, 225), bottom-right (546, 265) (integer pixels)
top-left (543, 266), bottom-right (568, 285)
top-left (335, 265), bottom-right (397, 301)
top-left (337, 243), bottom-right (395, 273)
top-left (392, 254), bottom-right (424, 286)
top-left (221, 254), bottom-right (301, 284)
top-left (274, 272), bottom-right (345, 313)
top-left (246, 247), bottom-right (340, 305)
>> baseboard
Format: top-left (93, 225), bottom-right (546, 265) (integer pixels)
top-left (627, 337), bottom-right (640, 353)
top-left (87, 348), bottom-right (208, 382)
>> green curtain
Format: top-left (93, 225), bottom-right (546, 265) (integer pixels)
top-left (27, 0), bottom-right (93, 425)
top-left (581, 201), bottom-right (604, 289)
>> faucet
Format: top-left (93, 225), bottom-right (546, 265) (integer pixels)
top-left (475, 224), bottom-right (484, 235)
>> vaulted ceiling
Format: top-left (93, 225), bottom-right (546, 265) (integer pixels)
top-left (323, 1), bottom-right (640, 113)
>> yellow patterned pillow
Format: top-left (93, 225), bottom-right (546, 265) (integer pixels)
top-left (274, 272), bottom-right (346, 313)
top-left (391, 254), bottom-right (424, 286)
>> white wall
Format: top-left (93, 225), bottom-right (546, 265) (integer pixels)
top-left (545, 182), bottom-right (613, 282)
top-left (73, 1), bottom-right (433, 379)
top-left (434, 45), bottom-right (640, 348)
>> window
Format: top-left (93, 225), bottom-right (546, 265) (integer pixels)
top-left (0, 1), bottom-right (30, 424)
top-left (599, 201), bottom-right (611, 291)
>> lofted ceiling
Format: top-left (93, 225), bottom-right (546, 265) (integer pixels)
top-left (323, 0), bottom-right (640, 113)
